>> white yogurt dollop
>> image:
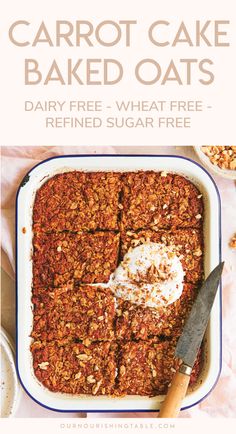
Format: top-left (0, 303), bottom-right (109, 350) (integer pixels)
top-left (111, 242), bottom-right (184, 308)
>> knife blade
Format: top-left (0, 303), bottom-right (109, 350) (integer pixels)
top-left (175, 261), bottom-right (224, 367)
top-left (159, 262), bottom-right (224, 418)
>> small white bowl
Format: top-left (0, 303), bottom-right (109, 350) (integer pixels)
top-left (194, 147), bottom-right (236, 180)
top-left (1, 327), bottom-right (20, 417)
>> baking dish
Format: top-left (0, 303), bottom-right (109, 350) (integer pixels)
top-left (16, 155), bottom-right (222, 412)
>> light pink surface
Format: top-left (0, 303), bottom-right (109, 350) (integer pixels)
top-left (1, 145), bottom-right (236, 418)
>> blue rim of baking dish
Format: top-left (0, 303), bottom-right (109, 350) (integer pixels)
top-left (15, 154), bottom-right (222, 413)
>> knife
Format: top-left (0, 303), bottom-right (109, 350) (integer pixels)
top-left (159, 262), bottom-right (224, 418)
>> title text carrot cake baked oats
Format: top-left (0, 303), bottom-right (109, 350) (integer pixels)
top-left (31, 170), bottom-right (204, 396)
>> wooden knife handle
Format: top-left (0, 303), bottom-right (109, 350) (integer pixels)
top-left (158, 364), bottom-right (192, 418)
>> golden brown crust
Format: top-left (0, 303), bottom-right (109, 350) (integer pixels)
top-left (33, 171), bottom-right (122, 232)
top-left (121, 171), bottom-right (174, 231)
top-left (31, 340), bottom-right (117, 395)
top-left (115, 283), bottom-right (198, 341)
top-left (169, 175), bottom-right (203, 229)
top-left (121, 172), bottom-right (203, 231)
top-left (31, 170), bottom-right (204, 396)
top-left (33, 231), bottom-right (120, 287)
top-left (32, 285), bottom-right (116, 342)
top-left (121, 228), bottom-right (203, 284)
top-left (117, 340), bottom-right (201, 396)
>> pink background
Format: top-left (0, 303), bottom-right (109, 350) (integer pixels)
top-left (1, 145), bottom-right (236, 418)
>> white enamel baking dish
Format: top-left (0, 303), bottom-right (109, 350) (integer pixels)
top-left (16, 155), bottom-right (222, 413)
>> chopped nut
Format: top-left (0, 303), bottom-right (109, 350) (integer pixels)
top-left (87, 375), bottom-right (96, 384)
top-left (195, 214), bottom-right (202, 219)
top-left (230, 160), bottom-right (236, 170)
top-left (92, 380), bottom-right (102, 395)
top-left (77, 354), bottom-right (92, 361)
top-left (131, 239), bottom-right (140, 247)
top-left (75, 372), bottom-right (81, 380)
top-left (83, 338), bottom-right (92, 347)
top-left (70, 202), bottom-right (78, 210)
top-left (57, 246), bottom-right (62, 252)
top-left (38, 362), bottom-right (49, 370)
top-left (87, 309), bottom-right (94, 316)
top-left (193, 248), bottom-right (202, 257)
top-left (116, 309), bottom-right (122, 316)
top-left (120, 365), bottom-right (126, 376)
top-left (229, 233), bottom-right (236, 249)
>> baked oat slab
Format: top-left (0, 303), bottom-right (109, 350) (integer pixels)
top-left (121, 171), bottom-right (173, 231)
top-left (121, 172), bottom-right (203, 231)
top-left (33, 171), bottom-right (122, 232)
top-left (32, 284), bottom-right (116, 342)
top-left (121, 228), bottom-right (204, 284)
top-left (33, 231), bottom-right (120, 287)
top-left (169, 175), bottom-right (203, 229)
top-left (117, 340), bottom-right (202, 396)
top-left (115, 283), bottom-right (198, 341)
top-left (31, 340), bottom-right (117, 395)
top-left (30, 169), bottom-right (204, 397)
